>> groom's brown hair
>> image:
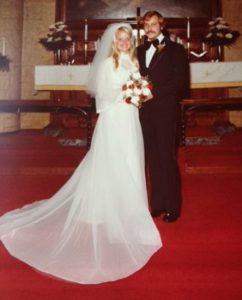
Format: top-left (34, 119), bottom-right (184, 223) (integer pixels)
top-left (142, 11), bottom-right (165, 27)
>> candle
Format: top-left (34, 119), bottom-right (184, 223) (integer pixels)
top-left (202, 42), bottom-right (205, 51)
top-left (187, 17), bottom-right (190, 40)
top-left (2, 37), bottom-right (6, 56)
top-left (84, 19), bottom-right (88, 42)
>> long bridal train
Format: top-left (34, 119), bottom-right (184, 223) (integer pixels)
top-left (0, 72), bottom-right (162, 283)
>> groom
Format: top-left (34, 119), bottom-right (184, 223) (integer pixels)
top-left (137, 11), bottom-right (189, 222)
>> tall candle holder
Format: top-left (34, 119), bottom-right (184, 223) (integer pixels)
top-left (186, 17), bottom-right (190, 59)
top-left (0, 37), bottom-right (10, 71)
top-left (84, 19), bottom-right (88, 64)
top-left (190, 42), bottom-right (207, 59)
top-left (68, 41), bottom-right (75, 64)
top-left (1, 37), bottom-right (6, 56)
top-left (187, 40), bottom-right (190, 59)
top-left (185, 17), bottom-right (208, 60)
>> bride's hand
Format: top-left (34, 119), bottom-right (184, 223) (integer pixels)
top-left (142, 92), bottom-right (153, 102)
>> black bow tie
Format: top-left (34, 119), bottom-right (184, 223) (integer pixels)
top-left (144, 39), bottom-right (160, 50)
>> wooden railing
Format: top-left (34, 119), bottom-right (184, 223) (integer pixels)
top-left (0, 99), bottom-right (94, 148)
top-left (180, 97), bottom-right (242, 146)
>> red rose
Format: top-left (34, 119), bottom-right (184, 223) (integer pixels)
top-left (128, 84), bottom-right (135, 89)
top-left (147, 83), bottom-right (153, 90)
top-left (139, 94), bottom-right (146, 101)
top-left (125, 97), bottom-right (131, 104)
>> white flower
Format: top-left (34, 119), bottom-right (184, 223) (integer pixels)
top-left (216, 24), bottom-right (229, 30)
top-left (59, 25), bottom-right (67, 30)
top-left (131, 96), bottom-right (140, 105)
top-left (55, 21), bottom-right (64, 26)
top-left (225, 33), bottom-right (233, 39)
top-left (142, 88), bottom-right (151, 96)
top-left (132, 71), bottom-right (141, 80)
top-left (208, 20), bottom-right (215, 26)
top-left (125, 89), bottom-right (133, 97)
top-left (216, 32), bottom-right (224, 38)
top-left (141, 79), bottom-right (149, 86)
top-left (65, 36), bottom-right (72, 41)
top-left (134, 87), bottom-right (142, 95)
top-left (126, 80), bottom-right (134, 86)
top-left (54, 37), bottom-right (62, 42)
top-left (220, 20), bottom-right (227, 25)
top-left (206, 32), bottom-right (213, 38)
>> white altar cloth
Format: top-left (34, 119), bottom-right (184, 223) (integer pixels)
top-left (190, 61), bottom-right (242, 88)
top-left (35, 65), bottom-right (90, 90)
top-left (34, 61), bottom-right (242, 90)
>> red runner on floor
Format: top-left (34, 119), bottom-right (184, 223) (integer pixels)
top-left (0, 129), bottom-right (242, 299)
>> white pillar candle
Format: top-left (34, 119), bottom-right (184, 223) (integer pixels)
top-left (187, 17), bottom-right (190, 40)
top-left (84, 19), bottom-right (88, 42)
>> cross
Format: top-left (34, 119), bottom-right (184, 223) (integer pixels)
top-left (68, 72), bottom-right (74, 80)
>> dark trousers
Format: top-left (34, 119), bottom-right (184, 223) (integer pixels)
top-left (140, 107), bottom-right (182, 215)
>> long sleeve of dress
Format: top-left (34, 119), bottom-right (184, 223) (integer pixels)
top-left (95, 58), bottom-right (127, 113)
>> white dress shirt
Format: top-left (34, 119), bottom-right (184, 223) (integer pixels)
top-left (145, 33), bottom-right (165, 67)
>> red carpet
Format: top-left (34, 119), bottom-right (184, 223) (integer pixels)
top-left (0, 128), bottom-right (242, 299)
top-left (0, 129), bottom-right (86, 175)
top-left (184, 127), bottom-right (242, 173)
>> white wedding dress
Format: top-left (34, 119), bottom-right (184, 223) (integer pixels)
top-left (0, 55), bottom-right (162, 284)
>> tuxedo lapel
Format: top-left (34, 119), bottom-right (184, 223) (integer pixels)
top-left (148, 42), bottom-right (168, 71)
top-left (138, 37), bottom-right (170, 73)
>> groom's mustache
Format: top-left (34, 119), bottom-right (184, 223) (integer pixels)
top-left (146, 31), bottom-right (156, 34)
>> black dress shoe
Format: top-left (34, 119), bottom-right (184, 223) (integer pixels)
top-left (162, 213), bottom-right (179, 223)
top-left (151, 210), bottom-right (165, 218)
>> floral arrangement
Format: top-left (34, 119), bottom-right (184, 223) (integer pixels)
top-left (39, 21), bottom-right (73, 52)
top-left (0, 54), bottom-right (10, 72)
top-left (122, 71), bottom-right (153, 108)
top-left (203, 17), bottom-right (240, 47)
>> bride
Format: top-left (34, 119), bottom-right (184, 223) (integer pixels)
top-left (0, 23), bottom-right (162, 284)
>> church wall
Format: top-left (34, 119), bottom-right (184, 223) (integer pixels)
top-left (0, 0), bottom-right (55, 131)
top-left (0, 0), bottom-right (242, 130)
top-left (20, 0), bottom-right (55, 129)
top-left (0, 0), bottom-right (24, 132)
top-left (222, 0), bottom-right (242, 126)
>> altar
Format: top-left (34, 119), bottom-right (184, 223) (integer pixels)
top-left (34, 61), bottom-right (242, 91)
top-left (190, 61), bottom-right (242, 89)
top-left (33, 62), bottom-right (242, 146)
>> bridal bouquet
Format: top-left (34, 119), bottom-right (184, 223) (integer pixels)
top-left (122, 71), bottom-right (153, 108)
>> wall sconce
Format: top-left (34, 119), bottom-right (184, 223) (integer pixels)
top-left (0, 54), bottom-right (10, 72)
top-left (0, 37), bottom-right (10, 71)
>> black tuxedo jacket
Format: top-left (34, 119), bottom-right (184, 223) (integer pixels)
top-left (137, 37), bottom-right (190, 118)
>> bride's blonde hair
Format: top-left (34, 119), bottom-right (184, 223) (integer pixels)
top-left (111, 26), bottom-right (139, 69)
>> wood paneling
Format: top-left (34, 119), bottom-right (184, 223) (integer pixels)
top-left (57, 0), bottom-right (221, 20)
top-left (54, 0), bottom-right (229, 127)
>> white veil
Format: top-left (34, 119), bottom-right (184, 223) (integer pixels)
top-left (86, 23), bottom-right (133, 98)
